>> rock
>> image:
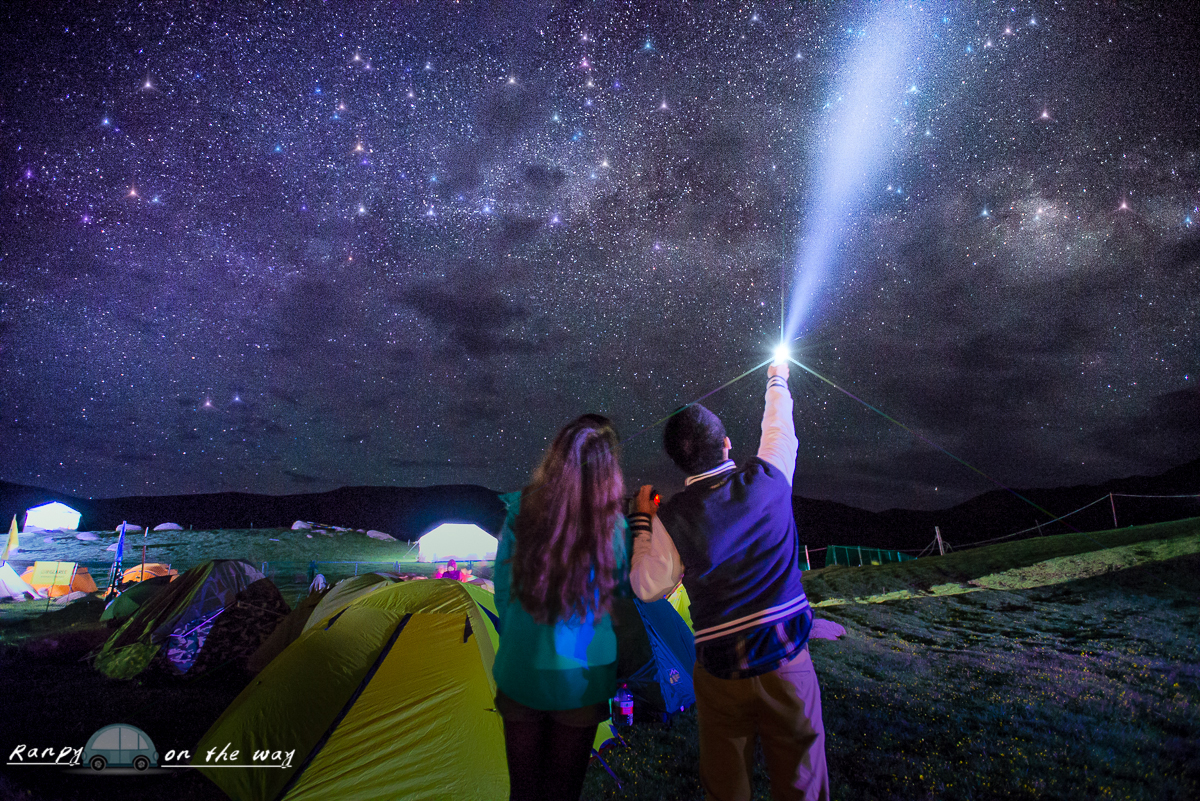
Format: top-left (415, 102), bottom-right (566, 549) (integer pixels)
top-left (269, 538), bottom-right (280, 542)
top-left (366, 530), bottom-right (396, 541)
top-left (809, 618), bottom-right (847, 641)
top-left (115, 524), bottom-right (143, 534)
top-left (153, 522), bottom-right (183, 531)
top-left (105, 542), bottom-right (119, 551)
top-left (75, 532), bottom-right (100, 542)
top-left (313, 530), bottom-right (327, 535)
top-left (291, 521), bottom-right (312, 530)
top-left (306, 534), bottom-right (313, 539)
top-left (332, 526), bottom-right (350, 532)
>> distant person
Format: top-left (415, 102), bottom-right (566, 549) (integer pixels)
top-left (629, 362), bottom-right (829, 801)
top-left (493, 414), bottom-right (630, 801)
top-left (436, 559), bottom-right (465, 580)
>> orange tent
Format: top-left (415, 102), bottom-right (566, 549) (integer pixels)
top-left (20, 565), bottom-right (98, 597)
top-left (120, 563), bottom-right (177, 583)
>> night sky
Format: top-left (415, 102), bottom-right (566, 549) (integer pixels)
top-left (1, 2), bottom-right (1197, 511)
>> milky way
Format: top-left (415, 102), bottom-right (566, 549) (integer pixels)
top-left (1, 2), bottom-right (1197, 510)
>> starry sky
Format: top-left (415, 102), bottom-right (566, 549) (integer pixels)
top-left (1, 1), bottom-right (1197, 511)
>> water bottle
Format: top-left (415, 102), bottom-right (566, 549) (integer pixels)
top-left (614, 684), bottom-right (634, 727)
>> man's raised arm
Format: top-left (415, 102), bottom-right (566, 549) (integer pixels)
top-left (757, 362), bottom-right (797, 485)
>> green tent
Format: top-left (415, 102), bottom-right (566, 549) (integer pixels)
top-left (94, 560), bottom-right (283, 679)
top-left (194, 579), bottom-right (506, 801)
top-left (99, 575), bottom-right (172, 624)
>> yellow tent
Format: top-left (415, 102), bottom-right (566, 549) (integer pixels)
top-left (666, 581), bottom-right (693, 630)
top-left (194, 579), bottom-right (505, 801)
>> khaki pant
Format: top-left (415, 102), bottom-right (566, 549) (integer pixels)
top-left (693, 647), bottom-right (829, 801)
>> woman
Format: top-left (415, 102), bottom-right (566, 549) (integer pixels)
top-left (492, 414), bottom-right (629, 801)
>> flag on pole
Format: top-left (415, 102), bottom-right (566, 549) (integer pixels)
top-left (107, 522), bottom-right (127, 596)
top-left (1, 515), bottom-right (17, 562)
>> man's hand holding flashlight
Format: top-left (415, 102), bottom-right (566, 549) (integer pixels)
top-left (768, 362), bottom-right (789, 381)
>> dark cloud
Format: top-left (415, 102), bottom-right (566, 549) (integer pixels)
top-left (1085, 388), bottom-right (1200, 465)
top-left (399, 275), bottom-right (541, 357)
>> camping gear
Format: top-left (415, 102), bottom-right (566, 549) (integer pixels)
top-left (194, 580), bottom-right (506, 801)
top-left (94, 560), bottom-right (285, 679)
top-left (23, 502), bottom-right (81, 531)
top-left (20, 562), bottom-right (97, 597)
top-left (100, 575), bottom-right (173, 623)
top-left (612, 596), bottom-right (696, 720)
top-left (416, 522), bottom-right (497, 563)
top-left (0, 562), bottom-right (41, 600)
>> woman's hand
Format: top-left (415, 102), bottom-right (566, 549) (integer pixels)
top-left (634, 484), bottom-right (659, 516)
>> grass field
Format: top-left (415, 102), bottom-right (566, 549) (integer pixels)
top-left (582, 519), bottom-right (1200, 800)
top-left (1, 519), bottom-right (1197, 800)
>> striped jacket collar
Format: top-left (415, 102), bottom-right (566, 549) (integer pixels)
top-left (684, 460), bottom-right (736, 487)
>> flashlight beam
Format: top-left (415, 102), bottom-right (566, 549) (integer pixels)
top-left (790, 358), bottom-right (1076, 530)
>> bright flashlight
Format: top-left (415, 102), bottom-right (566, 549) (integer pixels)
top-left (773, 343), bottom-right (791, 365)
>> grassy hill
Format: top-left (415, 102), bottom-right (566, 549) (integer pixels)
top-left (0, 518), bottom-right (1196, 800)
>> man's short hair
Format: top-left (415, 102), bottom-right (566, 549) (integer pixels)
top-left (663, 404), bottom-right (727, 475)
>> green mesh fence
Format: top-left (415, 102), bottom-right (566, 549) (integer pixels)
top-left (825, 545), bottom-right (917, 568)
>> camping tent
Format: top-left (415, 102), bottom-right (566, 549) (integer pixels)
top-left (302, 572), bottom-right (397, 633)
top-left (20, 563), bottom-right (98, 597)
top-left (416, 522), bottom-right (497, 563)
top-left (23, 502), bottom-right (81, 531)
top-left (194, 580), bottom-right (506, 801)
top-left (100, 575), bottom-right (173, 623)
top-left (613, 595), bottom-right (696, 719)
top-left (0, 563), bottom-right (41, 600)
top-left (94, 560), bottom-right (287, 679)
top-left (247, 590), bottom-right (327, 674)
top-left (666, 582), bottom-right (693, 629)
top-left (119, 563), bottom-right (178, 584)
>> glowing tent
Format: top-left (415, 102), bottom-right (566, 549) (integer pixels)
top-left (24, 502), bottom-right (82, 532)
top-left (416, 523), bottom-right (497, 563)
top-left (0, 563), bottom-right (41, 600)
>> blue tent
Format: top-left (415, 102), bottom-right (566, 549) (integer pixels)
top-left (613, 596), bottom-right (695, 719)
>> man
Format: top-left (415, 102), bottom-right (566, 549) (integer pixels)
top-left (628, 361), bottom-right (829, 801)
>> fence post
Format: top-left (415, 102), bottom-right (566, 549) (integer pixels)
top-left (935, 527), bottom-right (945, 556)
top-left (804, 544), bottom-right (811, 571)
top-left (1110, 493), bottom-right (1118, 528)
top-left (856, 545), bottom-right (863, 567)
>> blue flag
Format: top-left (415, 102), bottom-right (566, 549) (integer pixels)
top-left (110, 522), bottom-right (127, 589)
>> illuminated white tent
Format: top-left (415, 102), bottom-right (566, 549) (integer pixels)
top-left (24, 502), bottom-right (82, 532)
top-left (0, 563), bottom-right (41, 600)
top-left (416, 523), bottom-right (498, 563)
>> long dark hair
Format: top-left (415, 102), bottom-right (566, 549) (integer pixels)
top-left (511, 414), bottom-right (624, 624)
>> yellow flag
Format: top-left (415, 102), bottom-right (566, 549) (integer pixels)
top-left (1, 515), bottom-right (17, 561)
